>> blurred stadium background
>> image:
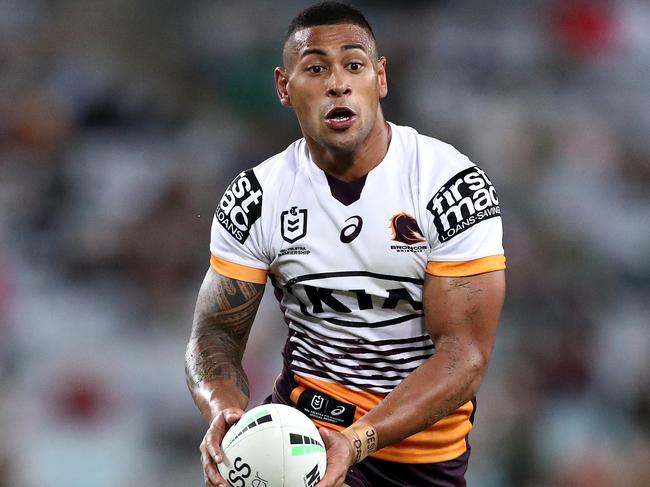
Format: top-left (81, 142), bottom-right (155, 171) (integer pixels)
top-left (1, 0), bottom-right (649, 486)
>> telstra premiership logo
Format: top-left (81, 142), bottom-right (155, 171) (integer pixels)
top-left (281, 206), bottom-right (308, 243)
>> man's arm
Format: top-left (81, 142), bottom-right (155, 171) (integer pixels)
top-left (185, 267), bottom-right (265, 485)
top-left (317, 270), bottom-right (505, 486)
top-left (359, 270), bottom-right (505, 446)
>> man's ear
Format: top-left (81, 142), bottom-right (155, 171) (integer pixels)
top-left (274, 67), bottom-right (291, 107)
top-left (377, 56), bottom-right (388, 99)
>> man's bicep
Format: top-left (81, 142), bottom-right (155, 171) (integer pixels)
top-left (186, 268), bottom-right (266, 388)
top-left (423, 270), bottom-right (505, 359)
top-left (193, 267), bottom-right (266, 331)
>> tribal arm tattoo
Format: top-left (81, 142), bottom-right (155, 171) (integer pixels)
top-left (185, 269), bottom-right (265, 418)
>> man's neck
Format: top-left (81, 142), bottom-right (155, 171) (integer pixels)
top-left (306, 117), bottom-right (391, 182)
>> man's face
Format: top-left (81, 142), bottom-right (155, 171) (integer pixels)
top-left (276, 24), bottom-right (387, 154)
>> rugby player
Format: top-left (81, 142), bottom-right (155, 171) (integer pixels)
top-left (185, 2), bottom-right (506, 486)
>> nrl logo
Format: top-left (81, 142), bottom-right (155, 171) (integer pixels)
top-left (281, 206), bottom-right (308, 243)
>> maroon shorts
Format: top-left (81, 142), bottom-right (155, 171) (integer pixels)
top-left (344, 450), bottom-right (470, 487)
top-left (263, 361), bottom-right (471, 487)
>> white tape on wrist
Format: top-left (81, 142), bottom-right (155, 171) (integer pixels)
top-left (341, 421), bottom-right (378, 463)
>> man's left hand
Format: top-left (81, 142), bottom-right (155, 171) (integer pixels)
top-left (314, 427), bottom-right (355, 487)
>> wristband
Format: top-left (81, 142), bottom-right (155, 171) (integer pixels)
top-left (341, 421), bottom-right (378, 463)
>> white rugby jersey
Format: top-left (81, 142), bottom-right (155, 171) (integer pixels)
top-left (210, 122), bottom-right (505, 397)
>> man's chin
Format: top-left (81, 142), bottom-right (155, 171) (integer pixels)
top-left (320, 129), bottom-right (364, 153)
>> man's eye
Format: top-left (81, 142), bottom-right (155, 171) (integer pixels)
top-left (308, 65), bottom-right (323, 74)
top-left (348, 62), bottom-right (362, 71)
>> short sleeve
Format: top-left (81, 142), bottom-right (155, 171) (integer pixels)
top-left (424, 165), bottom-right (506, 277)
top-left (209, 169), bottom-right (269, 284)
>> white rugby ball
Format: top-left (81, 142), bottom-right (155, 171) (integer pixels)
top-left (218, 404), bottom-right (327, 487)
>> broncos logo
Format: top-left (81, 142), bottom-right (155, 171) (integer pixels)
top-left (390, 212), bottom-right (426, 245)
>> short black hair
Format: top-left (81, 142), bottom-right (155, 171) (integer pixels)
top-left (285, 2), bottom-right (375, 42)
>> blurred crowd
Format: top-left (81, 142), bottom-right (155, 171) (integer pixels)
top-left (1, 1), bottom-right (649, 486)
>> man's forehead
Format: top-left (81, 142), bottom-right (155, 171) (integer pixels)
top-left (284, 23), bottom-right (376, 63)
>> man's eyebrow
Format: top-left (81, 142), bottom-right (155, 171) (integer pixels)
top-left (299, 43), bottom-right (368, 59)
top-left (341, 43), bottom-right (366, 52)
top-left (300, 47), bottom-right (327, 59)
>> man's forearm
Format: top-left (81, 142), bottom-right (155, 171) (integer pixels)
top-left (185, 269), bottom-right (265, 420)
top-left (185, 328), bottom-right (251, 419)
top-left (359, 340), bottom-right (486, 450)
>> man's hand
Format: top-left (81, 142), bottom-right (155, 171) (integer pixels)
top-left (315, 427), bottom-right (356, 487)
top-left (200, 407), bottom-right (244, 487)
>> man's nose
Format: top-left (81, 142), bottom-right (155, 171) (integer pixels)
top-left (327, 68), bottom-right (351, 97)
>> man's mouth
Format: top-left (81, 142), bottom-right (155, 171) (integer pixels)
top-left (324, 107), bottom-right (357, 130)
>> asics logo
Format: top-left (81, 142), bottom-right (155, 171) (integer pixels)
top-left (331, 406), bottom-right (346, 416)
top-left (340, 216), bottom-right (363, 243)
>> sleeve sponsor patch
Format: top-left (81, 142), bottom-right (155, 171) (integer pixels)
top-left (215, 169), bottom-right (263, 243)
top-left (426, 166), bottom-right (500, 243)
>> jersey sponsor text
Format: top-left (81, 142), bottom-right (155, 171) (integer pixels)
top-left (283, 272), bottom-right (423, 329)
top-left (426, 166), bottom-right (500, 243)
top-left (216, 170), bottom-right (263, 243)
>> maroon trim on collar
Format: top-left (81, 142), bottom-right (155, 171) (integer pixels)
top-left (324, 172), bottom-right (367, 206)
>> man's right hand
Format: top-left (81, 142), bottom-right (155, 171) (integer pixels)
top-left (200, 407), bottom-right (244, 487)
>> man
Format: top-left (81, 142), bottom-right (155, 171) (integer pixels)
top-left (185, 2), bottom-right (506, 486)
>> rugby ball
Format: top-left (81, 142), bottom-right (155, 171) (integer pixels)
top-left (218, 404), bottom-right (327, 487)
